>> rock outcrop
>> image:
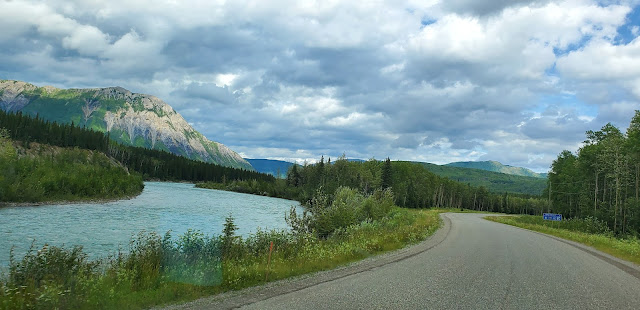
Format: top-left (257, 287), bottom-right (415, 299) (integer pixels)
top-left (0, 80), bottom-right (253, 170)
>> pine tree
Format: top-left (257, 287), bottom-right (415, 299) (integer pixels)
top-left (381, 157), bottom-right (392, 189)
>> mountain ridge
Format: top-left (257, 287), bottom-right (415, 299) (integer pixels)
top-left (244, 159), bottom-right (294, 178)
top-left (0, 79), bottom-right (252, 170)
top-left (445, 160), bottom-right (547, 179)
top-left (416, 161), bottom-right (546, 195)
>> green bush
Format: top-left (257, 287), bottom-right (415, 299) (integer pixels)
top-left (314, 187), bottom-right (365, 238)
top-left (287, 186), bottom-right (396, 238)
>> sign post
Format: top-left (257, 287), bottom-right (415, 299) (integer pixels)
top-left (543, 213), bottom-right (562, 229)
top-left (543, 213), bottom-right (562, 221)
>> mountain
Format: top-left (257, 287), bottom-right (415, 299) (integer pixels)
top-left (245, 159), bottom-right (294, 178)
top-left (246, 158), bottom-right (366, 178)
top-left (445, 161), bottom-right (547, 179)
top-left (414, 162), bottom-right (547, 196)
top-left (0, 80), bottom-right (252, 170)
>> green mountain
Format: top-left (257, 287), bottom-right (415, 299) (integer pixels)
top-left (446, 160), bottom-right (547, 179)
top-left (0, 80), bottom-right (252, 170)
top-left (245, 159), bottom-right (294, 178)
top-left (414, 162), bottom-right (547, 196)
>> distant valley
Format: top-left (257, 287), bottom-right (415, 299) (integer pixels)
top-left (249, 158), bottom-right (547, 196)
top-left (244, 159), bottom-right (294, 178)
top-left (0, 80), bottom-right (252, 170)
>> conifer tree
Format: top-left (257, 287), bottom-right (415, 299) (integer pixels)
top-left (381, 157), bottom-right (392, 189)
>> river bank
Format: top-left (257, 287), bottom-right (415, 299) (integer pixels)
top-left (0, 207), bottom-right (443, 310)
top-left (0, 182), bottom-right (301, 266)
top-left (0, 193), bottom-right (141, 208)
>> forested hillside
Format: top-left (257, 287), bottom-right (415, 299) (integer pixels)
top-left (445, 160), bottom-right (547, 178)
top-left (0, 130), bottom-right (143, 203)
top-left (417, 162), bottom-right (547, 195)
top-left (0, 110), bottom-right (274, 185)
top-left (548, 110), bottom-right (640, 236)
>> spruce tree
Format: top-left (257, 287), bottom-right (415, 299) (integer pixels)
top-left (381, 157), bottom-right (392, 189)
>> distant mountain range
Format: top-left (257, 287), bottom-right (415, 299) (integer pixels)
top-left (246, 158), bottom-right (547, 195)
top-left (0, 80), bottom-right (252, 170)
top-left (245, 158), bottom-right (368, 178)
top-left (244, 159), bottom-right (294, 178)
top-left (445, 161), bottom-right (547, 179)
top-left (416, 162), bottom-right (547, 196)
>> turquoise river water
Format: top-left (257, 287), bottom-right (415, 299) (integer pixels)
top-left (0, 182), bottom-right (301, 266)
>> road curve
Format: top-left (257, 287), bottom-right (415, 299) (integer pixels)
top-left (165, 213), bottom-right (640, 310)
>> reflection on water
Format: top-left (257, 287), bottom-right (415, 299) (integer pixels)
top-left (0, 182), bottom-right (300, 265)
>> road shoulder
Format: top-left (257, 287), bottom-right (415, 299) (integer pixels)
top-left (157, 213), bottom-right (453, 310)
top-left (484, 215), bottom-right (640, 280)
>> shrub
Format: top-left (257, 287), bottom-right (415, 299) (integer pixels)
top-left (288, 186), bottom-right (396, 238)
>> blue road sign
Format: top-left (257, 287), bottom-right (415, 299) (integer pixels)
top-left (543, 213), bottom-right (562, 221)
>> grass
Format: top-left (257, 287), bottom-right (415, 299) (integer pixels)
top-left (0, 207), bottom-right (442, 310)
top-left (485, 215), bottom-right (640, 265)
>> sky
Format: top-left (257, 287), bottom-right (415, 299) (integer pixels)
top-left (1, 0), bottom-right (640, 173)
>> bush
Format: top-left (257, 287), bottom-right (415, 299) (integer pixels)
top-left (314, 187), bottom-right (365, 238)
top-left (287, 186), bottom-right (396, 238)
top-left (362, 188), bottom-right (394, 220)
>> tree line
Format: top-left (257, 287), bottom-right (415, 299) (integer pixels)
top-left (201, 155), bottom-right (548, 216)
top-left (287, 156), bottom-right (547, 214)
top-left (0, 110), bottom-right (274, 183)
top-left (548, 110), bottom-right (640, 236)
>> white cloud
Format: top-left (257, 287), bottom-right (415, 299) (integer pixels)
top-left (1, 0), bottom-right (639, 172)
top-left (405, 1), bottom-right (629, 85)
top-left (558, 38), bottom-right (640, 81)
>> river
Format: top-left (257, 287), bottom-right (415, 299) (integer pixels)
top-left (0, 182), bottom-right (301, 266)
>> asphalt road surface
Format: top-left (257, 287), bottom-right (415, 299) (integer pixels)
top-left (166, 213), bottom-right (640, 310)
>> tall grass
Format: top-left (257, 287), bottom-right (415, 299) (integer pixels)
top-left (0, 208), bottom-right (441, 309)
top-left (486, 215), bottom-right (640, 265)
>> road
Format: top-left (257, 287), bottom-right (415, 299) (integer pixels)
top-left (166, 213), bottom-right (640, 310)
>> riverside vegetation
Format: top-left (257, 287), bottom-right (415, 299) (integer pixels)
top-left (198, 157), bottom-right (549, 215)
top-left (0, 110), bottom-right (273, 204)
top-left (0, 129), bottom-right (142, 203)
top-left (0, 188), bottom-right (442, 309)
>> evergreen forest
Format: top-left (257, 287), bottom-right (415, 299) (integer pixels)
top-left (0, 110), bottom-right (274, 185)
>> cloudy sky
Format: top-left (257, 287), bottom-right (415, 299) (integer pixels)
top-left (2, 0), bottom-right (640, 172)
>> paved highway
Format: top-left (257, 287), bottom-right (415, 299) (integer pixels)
top-left (167, 213), bottom-right (640, 309)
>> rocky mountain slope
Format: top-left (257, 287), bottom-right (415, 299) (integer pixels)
top-left (445, 160), bottom-right (547, 179)
top-left (0, 80), bottom-right (252, 170)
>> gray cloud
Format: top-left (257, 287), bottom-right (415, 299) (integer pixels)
top-left (0, 0), bottom-right (638, 173)
top-left (443, 0), bottom-right (552, 16)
